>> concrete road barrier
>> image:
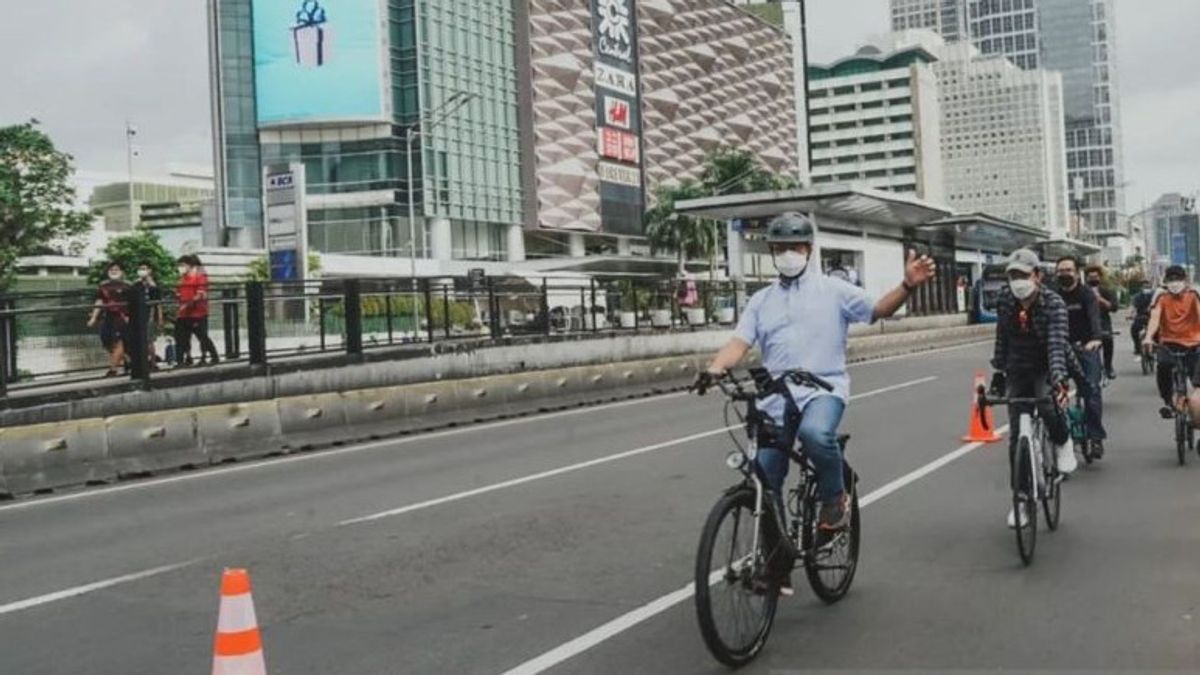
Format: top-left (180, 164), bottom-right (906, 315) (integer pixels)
top-left (0, 323), bottom-right (992, 497)
top-left (0, 418), bottom-right (113, 494)
top-left (106, 410), bottom-right (203, 477)
top-left (196, 401), bottom-right (285, 463)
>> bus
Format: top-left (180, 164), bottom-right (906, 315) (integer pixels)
top-left (972, 264), bottom-right (1008, 323)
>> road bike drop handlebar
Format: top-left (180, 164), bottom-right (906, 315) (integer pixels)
top-left (975, 383), bottom-right (1061, 432)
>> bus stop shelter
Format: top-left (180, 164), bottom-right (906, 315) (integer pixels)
top-left (675, 184), bottom-right (1047, 316)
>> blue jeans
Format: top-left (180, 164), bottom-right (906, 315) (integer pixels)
top-left (1076, 349), bottom-right (1106, 441)
top-left (756, 395), bottom-right (846, 503)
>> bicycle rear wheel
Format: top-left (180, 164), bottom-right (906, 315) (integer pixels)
top-left (1176, 415), bottom-right (1188, 466)
top-left (803, 479), bottom-right (861, 604)
top-left (694, 488), bottom-right (779, 668)
top-left (1014, 438), bottom-right (1038, 566)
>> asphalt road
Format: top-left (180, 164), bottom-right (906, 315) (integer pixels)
top-left (2, 341), bottom-right (1198, 674)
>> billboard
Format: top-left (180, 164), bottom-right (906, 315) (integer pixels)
top-left (252, 0), bottom-right (386, 126)
top-left (590, 0), bottom-right (644, 236)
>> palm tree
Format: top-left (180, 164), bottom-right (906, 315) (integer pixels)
top-left (644, 179), bottom-right (712, 277)
top-left (701, 146), bottom-right (797, 196)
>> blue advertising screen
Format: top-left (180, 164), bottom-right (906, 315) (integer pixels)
top-left (252, 0), bottom-right (385, 125)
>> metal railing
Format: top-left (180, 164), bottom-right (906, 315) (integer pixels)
top-left (0, 275), bottom-right (762, 401)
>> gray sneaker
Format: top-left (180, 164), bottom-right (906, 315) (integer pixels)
top-left (818, 494), bottom-right (851, 532)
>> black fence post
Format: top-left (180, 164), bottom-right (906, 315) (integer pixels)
top-left (385, 283), bottom-right (395, 345)
top-left (246, 281), bottom-right (267, 368)
top-left (344, 278), bottom-right (363, 357)
top-left (541, 277), bottom-right (551, 337)
top-left (633, 280), bottom-right (641, 331)
top-left (441, 283), bottom-right (450, 339)
top-left (590, 278), bottom-right (598, 333)
top-left (487, 277), bottom-right (499, 339)
top-left (423, 279), bottom-right (436, 344)
top-left (318, 293), bottom-right (328, 352)
top-left (127, 285), bottom-right (151, 386)
top-left (0, 300), bottom-right (11, 398)
top-left (222, 287), bottom-right (240, 359)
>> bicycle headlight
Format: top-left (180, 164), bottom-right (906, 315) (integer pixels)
top-left (725, 451), bottom-right (747, 471)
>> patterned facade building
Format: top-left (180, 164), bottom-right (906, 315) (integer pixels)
top-left (519, 0), bottom-right (798, 234)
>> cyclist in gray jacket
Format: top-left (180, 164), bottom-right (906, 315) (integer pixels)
top-left (989, 249), bottom-right (1077, 528)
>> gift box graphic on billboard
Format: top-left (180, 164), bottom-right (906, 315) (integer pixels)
top-left (292, 0), bottom-right (333, 68)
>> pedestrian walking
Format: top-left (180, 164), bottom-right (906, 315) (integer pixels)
top-left (175, 255), bottom-right (220, 366)
top-left (86, 261), bottom-right (131, 377)
top-left (132, 262), bottom-right (165, 369)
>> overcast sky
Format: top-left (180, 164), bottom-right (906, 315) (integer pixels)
top-left (1, 0), bottom-right (1195, 211)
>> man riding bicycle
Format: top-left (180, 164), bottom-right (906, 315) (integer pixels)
top-left (699, 212), bottom-right (936, 535)
top-left (1130, 279), bottom-right (1155, 355)
top-left (989, 249), bottom-right (1076, 528)
top-left (1054, 256), bottom-right (1108, 458)
top-left (1141, 266), bottom-right (1200, 418)
top-left (1085, 265), bottom-right (1119, 380)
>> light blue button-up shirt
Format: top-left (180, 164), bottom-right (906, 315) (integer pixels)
top-left (734, 272), bottom-right (876, 423)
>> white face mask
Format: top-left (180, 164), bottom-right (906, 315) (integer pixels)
top-left (178, 266), bottom-right (189, 276)
top-left (137, 269), bottom-right (150, 279)
top-left (107, 271), bottom-right (122, 281)
top-left (773, 250), bottom-right (809, 278)
top-left (1168, 281), bottom-right (1186, 295)
top-left (1010, 279), bottom-right (1037, 300)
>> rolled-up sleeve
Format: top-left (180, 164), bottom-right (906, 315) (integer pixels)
top-left (838, 280), bottom-right (876, 325)
top-left (733, 294), bottom-right (761, 346)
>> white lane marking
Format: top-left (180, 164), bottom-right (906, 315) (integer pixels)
top-left (847, 339), bottom-right (990, 369)
top-left (0, 561), bottom-right (197, 617)
top-left (0, 340), bottom-right (983, 513)
top-left (498, 425), bottom-right (1011, 675)
top-left (337, 377), bottom-right (937, 526)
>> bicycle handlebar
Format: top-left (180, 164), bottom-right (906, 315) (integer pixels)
top-left (696, 368), bottom-right (835, 401)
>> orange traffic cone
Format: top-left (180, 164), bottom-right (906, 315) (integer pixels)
top-left (212, 569), bottom-right (267, 675)
top-left (962, 371), bottom-right (1003, 443)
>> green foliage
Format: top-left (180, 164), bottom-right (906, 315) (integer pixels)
top-left (86, 230), bottom-right (178, 286)
top-left (644, 147), bottom-right (796, 279)
top-left (644, 179), bottom-right (713, 274)
top-left (0, 120), bottom-right (93, 290)
top-left (701, 146), bottom-right (797, 195)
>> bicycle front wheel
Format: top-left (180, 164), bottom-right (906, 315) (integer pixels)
top-left (1014, 438), bottom-right (1038, 566)
top-left (694, 488), bottom-right (779, 668)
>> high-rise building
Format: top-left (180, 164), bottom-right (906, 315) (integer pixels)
top-left (891, 0), bottom-right (966, 42)
top-left (869, 31), bottom-right (1068, 232)
top-left (207, 0), bottom-right (797, 275)
top-left (806, 45), bottom-right (945, 202)
top-left (930, 41), bottom-right (1069, 232)
top-left (892, 0), bottom-right (1124, 240)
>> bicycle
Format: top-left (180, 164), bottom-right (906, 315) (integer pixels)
top-left (692, 369), bottom-right (860, 667)
top-left (977, 384), bottom-right (1064, 566)
top-left (1064, 382), bottom-right (1093, 465)
top-left (1159, 347), bottom-right (1196, 466)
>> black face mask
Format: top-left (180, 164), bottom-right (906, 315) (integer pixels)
top-left (1087, 279), bottom-right (1101, 287)
top-left (1058, 275), bottom-right (1076, 288)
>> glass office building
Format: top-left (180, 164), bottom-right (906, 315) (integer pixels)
top-left (208, 0), bottom-right (265, 248)
top-left (913, 0), bottom-right (1125, 238)
top-left (208, 0), bottom-right (522, 261)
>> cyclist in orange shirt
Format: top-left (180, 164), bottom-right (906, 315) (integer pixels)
top-left (1141, 266), bottom-right (1200, 418)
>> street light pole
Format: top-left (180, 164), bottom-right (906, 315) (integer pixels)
top-left (403, 91), bottom-right (475, 340)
